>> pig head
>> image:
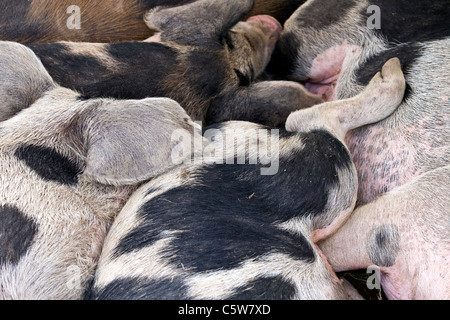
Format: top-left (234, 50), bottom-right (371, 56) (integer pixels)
top-left (26, 0), bottom-right (321, 126)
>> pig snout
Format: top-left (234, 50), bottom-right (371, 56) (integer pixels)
top-left (246, 15), bottom-right (282, 50)
top-left (247, 15), bottom-right (282, 37)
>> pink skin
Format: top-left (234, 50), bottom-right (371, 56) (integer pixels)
top-left (305, 49), bottom-right (345, 101)
top-left (319, 165), bottom-right (450, 299)
top-left (247, 15), bottom-right (283, 36)
top-left (305, 41), bottom-right (360, 101)
top-left (144, 32), bottom-right (161, 42)
top-left (345, 126), bottom-right (423, 205)
top-left (305, 74), bottom-right (339, 101)
top-left (306, 43), bottom-right (449, 299)
top-left (246, 15), bottom-right (282, 54)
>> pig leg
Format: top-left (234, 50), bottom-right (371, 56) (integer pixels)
top-left (206, 81), bottom-right (324, 127)
top-left (286, 57), bottom-right (406, 142)
top-left (319, 165), bottom-right (450, 300)
top-left (280, 57), bottom-right (406, 298)
top-left (211, 54), bottom-right (404, 128)
top-left (284, 57), bottom-right (405, 244)
top-left (285, 58), bottom-right (406, 299)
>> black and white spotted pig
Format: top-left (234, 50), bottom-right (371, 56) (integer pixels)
top-left (269, 0), bottom-right (450, 299)
top-left (25, 0), bottom-right (322, 127)
top-left (86, 58), bottom-right (405, 300)
top-left (0, 41), bottom-right (202, 299)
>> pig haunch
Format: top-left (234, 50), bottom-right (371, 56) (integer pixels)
top-left (319, 165), bottom-right (450, 300)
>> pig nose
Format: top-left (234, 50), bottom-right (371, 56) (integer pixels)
top-left (246, 15), bottom-right (282, 39)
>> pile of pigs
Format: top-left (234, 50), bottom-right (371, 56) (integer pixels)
top-left (0, 0), bottom-right (448, 300)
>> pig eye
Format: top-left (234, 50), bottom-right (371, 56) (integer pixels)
top-left (234, 68), bottom-right (251, 86)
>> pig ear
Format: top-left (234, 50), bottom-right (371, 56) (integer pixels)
top-left (0, 41), bottom-right (55, 121)
top-left (81, 98), bottom-right (200, 186)
top-left (144, 0), bottom-right (254, 45)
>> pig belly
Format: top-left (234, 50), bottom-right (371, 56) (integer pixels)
top-left (345, 125), bottom-right (422, 206)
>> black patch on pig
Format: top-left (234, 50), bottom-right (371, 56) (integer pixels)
top-left (15, 145), bottom-right (81, 185)
top-left (29, 42), bottom-right (179, 101)
top-left (207, 82), bottom-right (318, 127)
top-left (355, 43), bottom-right (423, 101)
top-left (267, 30), bottom-right (302, 78)
top-left (84, 42), bottom-right (179, 100)
top-left (114, 129), bottom-right (352, 273)
top-left (228, 276), bottom-right (296, 300)
top-left (114, 185), bottom-right (316, 273)
top-left (207, 90), bottom-right (290, 127)
top-left (184, 50), bottom-right (228, 99)
top-left (368, 0), bottom-right (450, 43)
top-left (139, 0), bottom-right (188, 9)
top-left (76, 94), bottom-right (90, 102)
top-left (87, 277), bottom-right (189, 300)
top-left (0, 204), bottom-right (38, 265)
top-left (267, 0), bottom-right (358, 79)
top-left (234, 69), bottom-right (251, 87)
top-left (366, 225), bottom-right (400, 267)
top-left (27, 43), bottom-right (111, 90)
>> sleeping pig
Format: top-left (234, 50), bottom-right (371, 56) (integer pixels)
top-left (86, 58), bottom-right (406, 300)
top-left (268, 0), bottom-right (450, 299)
top-left (25, 0), bottom-right (322, 127)
top-left (0, 0), bottom-right (306, 43)
top-left (0, 40), bottom-right (202, 299)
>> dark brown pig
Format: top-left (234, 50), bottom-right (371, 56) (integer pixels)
top-left (26, 0), bottom-right (320, 125)
top-left (0, 0), bottom-right (306, 43)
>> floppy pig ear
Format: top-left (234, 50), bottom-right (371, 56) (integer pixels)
top-left (0, 41), bottom-right (56, 121)
top-left (82, 97), bottom-right (201, 186)
top-left (144, 0), bottom-right (254, 45)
